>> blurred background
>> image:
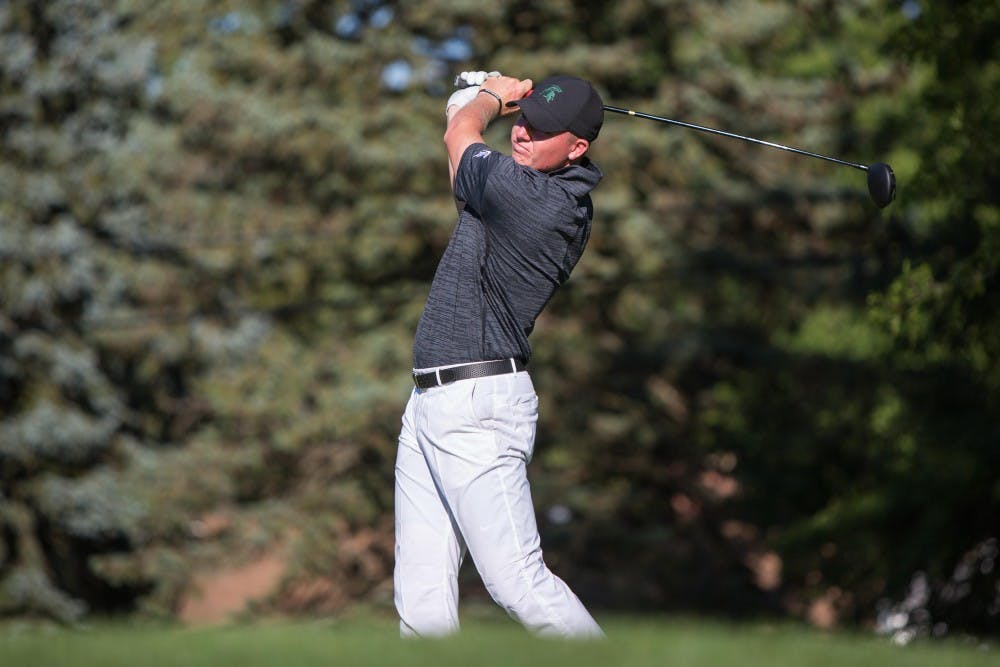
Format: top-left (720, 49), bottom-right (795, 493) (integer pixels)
top-left (0, 0), bottom-right (997, 643)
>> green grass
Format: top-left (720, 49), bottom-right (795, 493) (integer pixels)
top-left (1, 611), bottom-right (995, 667)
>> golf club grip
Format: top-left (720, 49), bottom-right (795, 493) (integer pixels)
top-left (504, 89), bottom-right (534, 109)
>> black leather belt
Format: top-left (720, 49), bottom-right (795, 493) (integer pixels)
top-left (413, 358), bottom-right (526, 389)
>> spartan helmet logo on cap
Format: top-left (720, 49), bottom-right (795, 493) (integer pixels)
top-left (541, 85), bottom-right (563, 103)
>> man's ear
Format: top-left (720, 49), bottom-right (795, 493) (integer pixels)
top-left (568, 137), bottom-right (590, 162)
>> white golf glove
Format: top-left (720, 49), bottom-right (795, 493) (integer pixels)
top-left (453, 70), bottom-right (501, 89)
top-left (445, 71), bottom-right (502, 116)
top-left (445, 86), bottom-right (480, 115)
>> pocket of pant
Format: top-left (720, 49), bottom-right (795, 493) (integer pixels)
top-left (502, 390), bottom-right (539, 462)
top-left (468, 379), bottom-right (497, 430)
top-left (515, 392), bottom-right (538, 462)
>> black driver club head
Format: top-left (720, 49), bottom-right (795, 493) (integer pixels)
top-left (867, 162), bottom-right (896, 208)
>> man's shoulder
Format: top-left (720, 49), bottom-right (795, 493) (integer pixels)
top-left (457, 142), bottom-right (523, 193)
top-left (467, 145), bottom-right (494, 161)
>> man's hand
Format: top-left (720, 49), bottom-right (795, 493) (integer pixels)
top-left (479, 76), bottom-right (533, 117)
top-left (446, 71), bottom-right (502, 117)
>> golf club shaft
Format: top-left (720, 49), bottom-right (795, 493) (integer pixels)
top-left (603, 105), bottom-right (870, 172)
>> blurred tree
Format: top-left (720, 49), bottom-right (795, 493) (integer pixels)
top-left (682, 0), bottom-right (1000, 638)
top-left (0, 0), bottom-right (995, 637)
top-left (864, 1), bottom-right (1000, 639)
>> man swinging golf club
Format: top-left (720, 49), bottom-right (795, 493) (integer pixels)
top-left (393, 70), bottom-right (605, 638)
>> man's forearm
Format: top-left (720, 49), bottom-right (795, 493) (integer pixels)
top-left (443, 75), bottom-right (533, 188)
top-left (445, 93), bottom-right (499, 187)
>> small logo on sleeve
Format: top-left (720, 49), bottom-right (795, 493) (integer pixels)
top-left (473, 149), bottom-right (492, 159)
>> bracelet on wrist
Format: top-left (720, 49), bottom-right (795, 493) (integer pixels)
top-left (478, 88), bottom-right (503, 115)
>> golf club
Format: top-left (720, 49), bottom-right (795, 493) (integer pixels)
top-left (602, 105), bottom-right (896, 208)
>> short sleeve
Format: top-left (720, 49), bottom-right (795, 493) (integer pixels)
top-left (453, 143), bottom-right (503, 215)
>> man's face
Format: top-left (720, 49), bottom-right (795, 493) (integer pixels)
top-left (510, 116), bottom-right (588, 172)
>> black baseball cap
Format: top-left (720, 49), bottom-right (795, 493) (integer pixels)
top-left (507, 75), bottom-right (604, 142)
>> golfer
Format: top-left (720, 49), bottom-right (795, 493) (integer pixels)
top-left (393, 71), bottom-right (605, 638)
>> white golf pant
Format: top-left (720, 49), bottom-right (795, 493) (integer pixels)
top-left (393, 367), bottom-right (603, 638)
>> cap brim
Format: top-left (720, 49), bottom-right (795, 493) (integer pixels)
top-left (508, 97), bottom-right (567, 134)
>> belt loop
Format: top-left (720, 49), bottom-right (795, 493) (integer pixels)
top-left (510, 358), bottom-right (516, 373)
top-left (435, 368), bottom-right (442, 386)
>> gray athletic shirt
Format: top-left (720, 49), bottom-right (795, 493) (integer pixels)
top-left (413, 142), bottom-right (603, 369)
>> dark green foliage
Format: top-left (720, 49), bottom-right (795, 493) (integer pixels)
top-left (0, 0), bottom-right (996, 638)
